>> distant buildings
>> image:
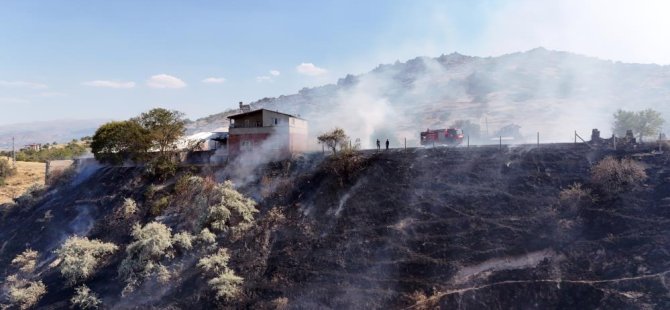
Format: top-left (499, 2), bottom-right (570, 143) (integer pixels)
top-left (227, 109), bottom-right (308, 157)
top-left (22, 144), bottom-right (42, 152)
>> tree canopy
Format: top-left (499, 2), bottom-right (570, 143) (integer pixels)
top-left (135, 108), bottom-right (186, 155)
top-left (317, 128), bottom-right (348, 154)
top-left (613, 109), bottom-right (664, 142)
top-left (91, 120), bottom-right (151, 164)
top-left (91, 108), bottom-right (187, 165)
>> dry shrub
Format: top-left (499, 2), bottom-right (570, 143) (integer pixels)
top-left (559, 183), bottom-right (593, 212)
top-left (120, 198), bottom-right (138, 218)
top-left (70, 285), bottom-right (101, 309)
top-left (6, 274), bottom-right (47, 309)
top-left (149, 196), bottom-right (170, 216)
top-left (198, 248), bottom-right (243, 300)
top-left (46, 166), bottom-right (76, 187)
top-left (11, 249), bottom-right (38, 273)
top-left (406, 290), bottom-right (439, 310)
top-left (271, 297), bottom-right (289, 310)
top-left (198, 228), bottom-right (217, 245)
top-left (172, 231), bottom-right (194, 251)
top-left (207, 180), bottom-right (258, 234)
top-left (118, 222), bottom-right (174, 294)
top-left (0, 157), bottom-right (16, 186)
top-left (591, 156), bottom-right (647, 194)
top-left (328, 149), bottom-right (366, 187)
top-left (14, 184), bottom-right (46, 209)
top-left (54, 236), bottom-right (118, 285)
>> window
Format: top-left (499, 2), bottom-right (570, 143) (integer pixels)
top-left (241, 140), bottom-right (252, 151)
top-left (274, 118), bottom-right (278, 125)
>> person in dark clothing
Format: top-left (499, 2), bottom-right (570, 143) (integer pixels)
top-left (376, 139), bottom-right (380, 151)
top-left (385, 139), bottom-right (389, 150)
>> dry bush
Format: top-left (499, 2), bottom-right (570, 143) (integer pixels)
top-left (172, 231), bottom-right (194, 251)
top-left (406, 290), bottom-right (439, 310)
top-left (0, 157), bottom-right (16, 186)
top-left (207, 180), bottom-right (258, 233)
top-left (198, 248), bottom-right (243, 300)
top-left (198, 228), bottom-right (217, 246)
top-left (14, 184), bottom-right (46, 209)
top-left (6, 274), bottom-right (47, 309)
top-left (54, 236), bottom-right (118, 285)
top-left (328, 148), bottom-right (366, 187)
top-left (118, 222), bottom-right (174, 293)
top-left (11, 249), bottom-right (38, 273)
top-left (272, 297), bottom-right (289, 310)
top-left (591, 157), bottom-right (647, 194)
top-left (70, 285), bottom-right (101, 309)
top-left (559, 183), bottom-right (593, 212)
top-left (198, 248), bottom-right (231, 274)
top-left (149, 196), bottom-right (170, 216)
top-left (120, 198), bottom-right (138, 218)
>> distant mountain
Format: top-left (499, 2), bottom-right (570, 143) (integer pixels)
top-left (192, 48), bottom-right (670, 146)
top-left (0, 119), bottom-right (107, 150)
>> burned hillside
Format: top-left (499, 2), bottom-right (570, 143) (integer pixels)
top-left (1, 144), bottom-right (670, 309)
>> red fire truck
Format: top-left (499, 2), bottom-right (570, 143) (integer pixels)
top-left (420, 128), bottom-right (464, 146)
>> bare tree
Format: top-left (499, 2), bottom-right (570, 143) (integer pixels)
top-left (317, 128), bottom-right (348, 154)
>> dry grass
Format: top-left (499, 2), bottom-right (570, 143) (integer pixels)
top-left (0, 156), bottom-right (45, 204)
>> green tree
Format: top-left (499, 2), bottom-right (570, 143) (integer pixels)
top-left (90, 120), bottom-right (151, 164)
top-left (135, 108), bottom-right (186, 155)
top-left (613, 109), bottom-right (665, 142)
top-left (317, 128), bottom-right (348, 154)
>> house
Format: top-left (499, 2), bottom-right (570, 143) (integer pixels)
top-left (227, 109), bottom-right (308, 157)
top-left (22, 144), bottom-right (41, 152)
top-left (179, 129), bottom-right (229, 151)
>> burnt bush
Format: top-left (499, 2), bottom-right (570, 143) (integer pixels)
top-left (591, 156), bottom-right (647, 195)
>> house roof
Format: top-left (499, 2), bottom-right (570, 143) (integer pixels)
top-left (227, 108), bottom-right (305, 120)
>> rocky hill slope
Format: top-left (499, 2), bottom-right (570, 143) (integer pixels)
top-left (192, 48), bottom-right (670, 146)
top-left (1, 144), bottom-right (669, 308)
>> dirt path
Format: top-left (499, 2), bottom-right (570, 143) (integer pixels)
top-left (452, 249), bottom-right (559, 284)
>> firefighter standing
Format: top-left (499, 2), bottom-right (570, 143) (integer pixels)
top-left (385, 139), bottom-right (389, 150)
top-left (376, 139), bottom-right (380, 151)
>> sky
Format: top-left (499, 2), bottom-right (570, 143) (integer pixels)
top-left (1, 0), bottom-right (670, 124)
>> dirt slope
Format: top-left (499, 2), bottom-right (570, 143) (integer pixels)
top-left (1, 144), bottom-right (669, 309)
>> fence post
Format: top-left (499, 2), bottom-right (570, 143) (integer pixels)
top-left (574, 130), bottom-right (577, 144)
top-left (613, 135), bottom-right (617, 150)
top-left (499, 136), bottom-right (502, 150)
top-left (467, 135), bottom-right (469, 148)
top-left (537, 132), bottom-right (539, 147)
top-left (404, 137), bottom-right (406, 151)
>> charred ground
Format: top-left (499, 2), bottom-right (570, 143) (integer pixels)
top-left (1, 144), bottom-right (669, 309)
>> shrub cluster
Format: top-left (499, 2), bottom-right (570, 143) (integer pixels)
top-left (118, 222), bottom-right (174, 293)
top-left (198, 249), bottom-right (244, 300)
top-left (207, 180), bottom-right (258, 235)
top-left (6, 275), bottom-right (47, 310)
top-left (11, 249), bottom-right (38, 273)
top-left (54, 236), bottom-right (119, 284)
top-left (591, 156), bottom-right (647, 194)
top-left (5, 250), bottom-right (46, 309)
top-left (0, 157), bottom-right (16, 185)
top-left (70, 285), bottom-right (101, 309)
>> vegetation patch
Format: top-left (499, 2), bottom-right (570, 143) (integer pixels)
top-left (118, 222), bottom-right (174, 294)
top-left (198, 248), bottom-right (243, 300)
top-left (54, 236), bottom-right (119, 285)
top-left (591, 156), bottom-right (647, 195)
top-left (70, 285), bottom-right (102, 310)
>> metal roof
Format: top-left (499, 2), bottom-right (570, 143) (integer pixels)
top-left (227, 108), bottom-right (305, 120)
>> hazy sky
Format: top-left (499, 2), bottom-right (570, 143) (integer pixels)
top-left (1, 0), bottom-right (669, 124)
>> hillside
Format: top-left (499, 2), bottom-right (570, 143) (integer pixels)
top-left (1, 144), bottom-right (669, 308)
top-left (192, 48), bottom-right (670, 147)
